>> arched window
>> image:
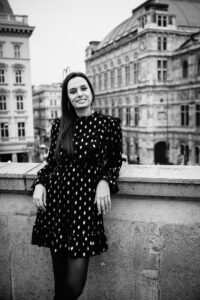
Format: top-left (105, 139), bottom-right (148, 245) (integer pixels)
top-left (182, 60), bottom-right (188, 78)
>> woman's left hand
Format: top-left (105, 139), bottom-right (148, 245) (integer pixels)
top-left (94, 180), bottom-right (111, 214)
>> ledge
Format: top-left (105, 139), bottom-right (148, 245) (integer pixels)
top-left (0, 163), bottom-right (200, 198)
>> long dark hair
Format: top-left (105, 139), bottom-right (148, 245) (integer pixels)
top-left (55, 72), bottom-right (95, 162)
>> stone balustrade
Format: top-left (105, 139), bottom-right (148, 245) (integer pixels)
top-left (0, 162), bottom-right (200, 300)
top-left (0, 13), bottom-right (28, 25)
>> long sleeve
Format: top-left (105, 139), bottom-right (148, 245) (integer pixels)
top-left (32, 118), bottom-right (60, 190)
top-left (99, 117), bottom-right (122, 194)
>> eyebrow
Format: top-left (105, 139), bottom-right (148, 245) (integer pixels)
top-left (68, 84), bottom-right (87, 91)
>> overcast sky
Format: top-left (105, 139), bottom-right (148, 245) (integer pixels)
top-left (9, 0), bottom-right (144, 85)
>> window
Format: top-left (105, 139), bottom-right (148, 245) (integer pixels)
top-left (180, 144), bottom-right (189, 165)
top-left (16, 95), bottom-right (24, 110)
top-left (0, 122), bottom-right (9, 138)
top-left (134, 62), bottom-right (139, 84)
top-left (158, 36), bottom-right (167, 51)
top-left (197, 58), bottom-right (200, 75)
top-left (118, 107), bottom-right (123, 120)
top-left (0, 44), bottom-right (3, 57)
top-left (196, 104), bottom-right (200, 127)
top-left (14, 45), bottom-right (20, 58)
top-left (111, 70), bottom-right (114, 88)
top-left (158, 37), bottom-right (162, 51)
top-left (157, 59), bottom-right (167, 81)
top-left (135, 107), bottom-right (139, 126)
top-left (104, 107), bottom-right (109, 115)
top-left (51, 110), bottom-right (58, 118)
top-left (163, 37), bottom-right (167, 50)
top-left (0, 95), bottom-right (6, 110)
top-left (93, 75), bottom-right (96, 91)
top-left (126, 107), bottom-right (131, 126)
top-left (98, 74), bottom-right (102, 90)
top-left (111, 99), bottom-right (115, 116)
top-left (18, 122), bottom-right (25, 137)
top-left (181, 105), bottom-right (189, 126)
top-left (125, 65), bottom-right (130, 85)
top-left (0, 69), bottom-right (5, 83)
top-left (141, 15), bottom-right (147, 28)
top-left (182, 60), bottom-right (188, 78)
top-left (195, 147), bottom-right (200, 164)
top-left (157, 15), bottom-right (167, 27)
top-left (126, 138), bottom-right (130, 158)
top-left (117, 68), bottom-right (122, 87)
top-left (104, 72), bottom-right (107, 90)
top-left (15, 69), bottom-right (22, 83)
top-left (168, 15), bottom-right (173, 25)
top-left (152, 12), bottom-right (156, 23)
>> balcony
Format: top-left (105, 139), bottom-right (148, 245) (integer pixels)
top-left (0, 163), bottom-right (200, 299)
top-left (0, 13), bottom-right (28, 25)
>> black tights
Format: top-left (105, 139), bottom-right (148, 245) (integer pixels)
top-left (50, 249), bottom-right (89, 300)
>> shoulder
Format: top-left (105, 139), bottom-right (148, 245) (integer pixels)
top-left (51, 118), bottom-right (61, 133)
top-left (95, 111), bottom-right (121, 128)
top-left (52, 117), bottom-right (61, 127)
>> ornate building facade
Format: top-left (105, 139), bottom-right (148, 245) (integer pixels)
top-left (0, 0), bottom-right (34, 162)
top-left (85, 0), bottom-right (200, 165)
top-left (32, 83), bottom-right (61, 140)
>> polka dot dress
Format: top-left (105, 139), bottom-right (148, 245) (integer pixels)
top-left (31, 111), bottom-right (122, 257)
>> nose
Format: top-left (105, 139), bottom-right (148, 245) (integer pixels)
top-left (77, 88), bottom-right (83, 97)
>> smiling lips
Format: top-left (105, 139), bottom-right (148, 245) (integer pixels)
top-left (76, 98), bottom-right (86, 103)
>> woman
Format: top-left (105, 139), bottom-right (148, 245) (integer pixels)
top-left (32, 72), bottom-right (122, 300)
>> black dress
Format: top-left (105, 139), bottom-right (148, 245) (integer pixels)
top-left (32, 111), bottom-right (122, 257)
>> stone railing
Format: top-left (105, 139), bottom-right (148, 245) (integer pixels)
top-left (0, 163), bottom-right (200, 300)
top-left (0, 14), bottom-right (28, 25)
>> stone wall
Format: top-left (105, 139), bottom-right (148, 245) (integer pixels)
top-left (0, 163), bottom-right (200, 300)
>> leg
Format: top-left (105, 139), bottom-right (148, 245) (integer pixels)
top-left (64, 256), bottom-right (89, 300)
top-left (50, 249), bottom-right (68, 300)
top-left (50, 249), bottom-right (89, 300)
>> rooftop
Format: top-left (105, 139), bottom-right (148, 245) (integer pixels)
top-left (97, 0), bottom-right (200, 50)
top-left (0, 0), bottom-right (13, 14)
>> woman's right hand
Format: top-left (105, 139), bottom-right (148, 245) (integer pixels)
top-left (33, 184), bottom-right (47, 211)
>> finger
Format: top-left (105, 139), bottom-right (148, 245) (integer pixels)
top-left (96, 199), bottom-right (101, 215)
top-left (101, 198), bottom-right (106, 214)
top-left (33, 197), bottom-right (39, 208)
top-left (104, 198), bottom-right (109, 212)
top-left (33, 197), bottom-right (36, 206)
top-left (43, 189), bottom-right (47, 208)
top-left (37, 198), bottom-right (46, 211)
top-left (107, 196), bottom-right (111, 209)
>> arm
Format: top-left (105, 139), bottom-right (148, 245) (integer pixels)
top-left (32, 118), bottom-right (60, 211)
top-left (32, 118), bottom-right (60, 190)
top-left (95, 118), bottom-right (122, 214)
top-left (99, 117), bottom-right (122, 194)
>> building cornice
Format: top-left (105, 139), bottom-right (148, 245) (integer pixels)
top-left (86, 29), bottom-right (194, 63)
top-left (0, 24), bottom-right (34, 37)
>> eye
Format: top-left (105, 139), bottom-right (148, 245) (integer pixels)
top-left (81, 86), bottom-right (88, 91)
top-left (69, 89), bottom-right (77, 94)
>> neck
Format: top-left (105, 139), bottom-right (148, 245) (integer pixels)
top-left (75, 107), bottom-right (93, 117)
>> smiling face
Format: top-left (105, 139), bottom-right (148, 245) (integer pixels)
top-left (67, 76), bottom-right (93, 116)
